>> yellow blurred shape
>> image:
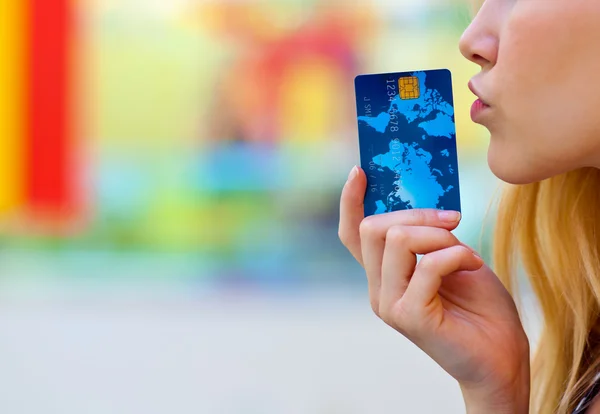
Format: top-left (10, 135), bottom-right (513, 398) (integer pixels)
top-left (399, 76), bottom-right (420, 100)
top-left (0, 0), bottom-right (25, 214)
top-left (194, 2), bottom-right (287, 42)
top-left (280, 58), bottom-right (345, 142)
top-left (420, 34), bottom-right (489, 150)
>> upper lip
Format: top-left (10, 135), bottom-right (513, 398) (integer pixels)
top-left (468, 80), bottom-right (490, 106)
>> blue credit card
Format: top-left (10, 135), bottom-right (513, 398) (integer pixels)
top-left (355, 69), bottom-right (461, 217)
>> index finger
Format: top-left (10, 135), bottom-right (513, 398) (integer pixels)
top-left (339, 165), bottom-right (463, 266)
top-left (362, 208), bottom-right (462, 235)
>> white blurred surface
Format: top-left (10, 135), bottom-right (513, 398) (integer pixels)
top-left (0, 290), bottom-right (470, 414)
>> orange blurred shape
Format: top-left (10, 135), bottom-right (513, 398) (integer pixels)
top-left (204, 0), bottom-right (378, 144)
top-left (193, 1), bottom-right (288, 43)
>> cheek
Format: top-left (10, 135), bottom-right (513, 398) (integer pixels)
top-left (486, 2), bottom-right (600, 180)
top-left (494, 10), bottom-right (580, 119)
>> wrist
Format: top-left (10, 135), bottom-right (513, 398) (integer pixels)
top-left (461, 386), bottom-right (529, 414)
top-left (460, 368), bottom-right (530, 414)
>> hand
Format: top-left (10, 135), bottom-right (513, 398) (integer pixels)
top-left (339, 166), bottom-right (530, 413)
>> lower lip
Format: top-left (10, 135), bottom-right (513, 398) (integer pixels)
top-left (470, 99), bottom-right (491, 121)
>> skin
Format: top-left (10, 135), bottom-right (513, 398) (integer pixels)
top-left (340, 0), bottom-right (600, 412)
top-left (462, 0), bottom-right (600, 184)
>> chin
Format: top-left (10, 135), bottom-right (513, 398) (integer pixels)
top-left (487, 144), bottom-right (546, 185)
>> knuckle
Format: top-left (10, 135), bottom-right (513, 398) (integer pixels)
top-left (393, 302), bottom-right (416, 332)
top-left (448, 245), bottom-right (472, 259)
top-left (386, 225), bottom-right (409, 245)
top-left (408, 208), bottom-right (437, 225)
top-left (418, 254), bottom-right (438, 271)
top-left (359, 216), bottom-right (377, 237)
top-left (457, 245), bottom-right (472, 255)
top-left (408, 208), bottom-right (427, 223)
top-left (454, 245), bottom-right (473, 260)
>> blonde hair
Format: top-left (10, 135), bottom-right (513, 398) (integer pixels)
top-left (494, 168), bottom-right (600, 413)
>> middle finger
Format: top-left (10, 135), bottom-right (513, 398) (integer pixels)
top-left (359, 209), bottom-right (461, 313)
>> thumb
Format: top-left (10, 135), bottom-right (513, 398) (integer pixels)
top-left (339, 166), bottom-right (367, 265)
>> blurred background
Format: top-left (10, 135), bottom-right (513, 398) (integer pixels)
top-left (0, 0), bottom-right (533, 413)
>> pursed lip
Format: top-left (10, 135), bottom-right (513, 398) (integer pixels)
top-left (468, 80), bottom-right (490, 106)
top-left (468, 79), bottom-right (493, 123)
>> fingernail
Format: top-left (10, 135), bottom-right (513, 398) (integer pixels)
top-left (438, 210), bottom-right (461, 222)
top-left (347, 166), bottom-right (359, 182)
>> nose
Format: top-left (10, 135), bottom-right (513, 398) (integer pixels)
top-left (459, 2), bottom-right (500, 69)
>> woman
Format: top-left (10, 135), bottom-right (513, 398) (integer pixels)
top-left (338, 1), bottom-right (600, 413)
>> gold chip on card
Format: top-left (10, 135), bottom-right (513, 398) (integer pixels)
top-left (399, 76), bottom-right (420, 100)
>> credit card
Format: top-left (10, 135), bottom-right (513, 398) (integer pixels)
top-left (354, 69), bottom-right (461, 217)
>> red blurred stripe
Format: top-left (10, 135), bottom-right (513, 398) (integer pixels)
top-left (27, 0), bottom-right (73, 214)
